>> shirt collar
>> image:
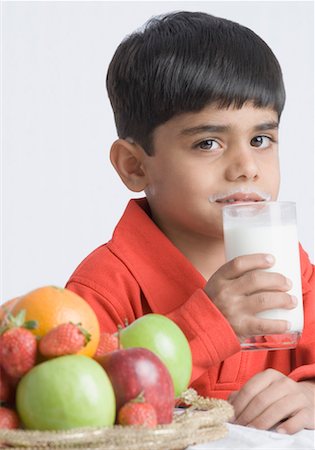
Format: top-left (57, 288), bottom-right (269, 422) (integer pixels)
top-left (108, 198), bottom-right (206, 314)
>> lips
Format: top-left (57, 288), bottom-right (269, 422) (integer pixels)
top-left (215, 193), bottom-right (265, 203)
top-left (208, 188), bottom-right (272, 204)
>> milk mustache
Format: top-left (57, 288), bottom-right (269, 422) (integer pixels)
top-left (223, 202), bottom-right (303, 333)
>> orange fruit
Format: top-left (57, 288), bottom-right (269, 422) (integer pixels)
top-left (7, 286), bottom-right (100, 358)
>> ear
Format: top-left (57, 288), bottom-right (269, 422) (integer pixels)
top-left (110, 139), bottom-right (148, 192)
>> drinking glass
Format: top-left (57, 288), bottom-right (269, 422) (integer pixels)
top-left (223, 201), bottom-right (303, 350)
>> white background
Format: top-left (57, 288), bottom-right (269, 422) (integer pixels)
top-left (1, 1), bottom-right (314, 301)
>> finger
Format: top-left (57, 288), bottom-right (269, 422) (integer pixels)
top-left (241, 316), bottom-right (291, 337)
top-left (221, 254), bottom-right (275, 279)
top-left (235, 376), bottom-right (296, 427)
top-left (247, 395), bottom-right (301, 430)
top-left (238, 271), bottom-right (292, 295)
top-left (277, 409), bottom-right (313, 435)
top-left (247, 292), bottom-right (297, 314)
top-left (230, 369), bottom-right (284, 419)
top-left (228, 391), bottom-right (238, 422)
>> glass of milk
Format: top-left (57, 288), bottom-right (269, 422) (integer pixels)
top-left (223, 201), bottom-right (303, 351)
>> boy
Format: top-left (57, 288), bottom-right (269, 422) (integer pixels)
top-left (66, 11), bottom-right (314, 434)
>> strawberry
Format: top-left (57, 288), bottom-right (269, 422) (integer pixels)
top-left (0, 369), bottom-right (12, 404)
top-left (0, 407), bottom-right (20, 429)
top-left (94, 332), bottom-right (120, 360)
top-left (39, 322), bottom-right (91, 357)
top-left (0, 310), bottom-right (38, 379)
top-left (0, 329), bottom-right (37, 379)
top-left (0, 368), bottom-right (20, 406)
top-left (118, 394), bottom-right (157, 428)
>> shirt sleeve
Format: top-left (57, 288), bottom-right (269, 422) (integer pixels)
top-left (66, 279), bottom-right (129, 333)
top-left (288, 245), bottom-right (315, 382)
top-left (66, 278), bottom-right (241, 385)
top-left (167, 288), bottom-right (241, 383)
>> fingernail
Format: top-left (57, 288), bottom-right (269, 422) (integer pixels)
top-left (286, 278), bottom-right (293, 288)
top-left (277, 428), bottom-right (287, 434)
top-left (265, 254), bottom-right (274, 264)
top-left (291, 295), bottom-right (298, 306)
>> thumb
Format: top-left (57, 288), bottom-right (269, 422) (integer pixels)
top-left (228, 390), bottom-right (239, 403)
top-left (227, 391), bottom-right (238, 423)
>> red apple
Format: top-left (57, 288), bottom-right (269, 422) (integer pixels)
top-left (98, 347), bottom-right (174, 424)
top-left (119, 314), bottom-right (192, 397)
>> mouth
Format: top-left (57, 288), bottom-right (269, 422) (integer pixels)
top-left (215, 193), bottom-right (266, 204)
top-left (208, 188), bottom-right (272, 206)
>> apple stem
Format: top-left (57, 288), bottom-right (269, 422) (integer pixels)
top-left (117, 324), bottom-right (122, 349)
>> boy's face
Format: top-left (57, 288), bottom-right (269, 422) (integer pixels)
top-left (142, 102), bottom-right (280, 240)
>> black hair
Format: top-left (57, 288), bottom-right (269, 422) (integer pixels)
top-left (106, 11), bottom-right (286, 155)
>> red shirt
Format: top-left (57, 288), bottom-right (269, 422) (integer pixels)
top-left (66, 198), bottom-right (315, 399)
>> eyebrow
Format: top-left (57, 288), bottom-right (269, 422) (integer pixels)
top-left (179, 121), bottom-right (279, 136)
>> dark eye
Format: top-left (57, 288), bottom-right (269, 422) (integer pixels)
top-left (250, 136), bottom-right (272, 148)
top-left (197, 139), bottom-right (220, 151)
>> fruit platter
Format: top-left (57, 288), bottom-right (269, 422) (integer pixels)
top-left (0, 286), bottom-right (233, 449)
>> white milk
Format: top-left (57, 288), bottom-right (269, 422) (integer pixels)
top-left (224, 224), bottom-right (303, 332)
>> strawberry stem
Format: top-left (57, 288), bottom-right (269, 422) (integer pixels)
top-left (0, 309), bottom-right (38, 334)
top-left (70, 322), bottom-right (91, 346)
top-left (23, 320), bottom-right (39, 330)
top-left (131, 391), bottom-right (146, 403)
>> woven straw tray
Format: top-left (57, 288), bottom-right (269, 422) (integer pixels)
top-left (0, 389), bottom-right (234, 449)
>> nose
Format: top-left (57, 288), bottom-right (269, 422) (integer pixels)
top-left (224, 148), bottom-right (259, 182)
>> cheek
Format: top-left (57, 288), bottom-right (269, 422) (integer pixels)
top-left (145, 166), bottom-right (180, 198)
top-left (262, 155), bottom-right (280, 188)
top-left (268, 167), bottom-right (280, 199)
top-left (147, 162), bottom-right (194, 194)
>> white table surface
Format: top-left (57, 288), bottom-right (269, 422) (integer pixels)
top-left (187, 423), bottom-right (315, 449)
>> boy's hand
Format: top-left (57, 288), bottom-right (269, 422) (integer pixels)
top-left (228, 369), bottom-right (315, 434)
top-left (204, 254), bottom-right (296, 339)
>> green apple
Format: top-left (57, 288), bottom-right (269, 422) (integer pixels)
top-left (119, 314), bottom-right (192, 397)
top-left (16, 355), bottom-right (116, 430)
